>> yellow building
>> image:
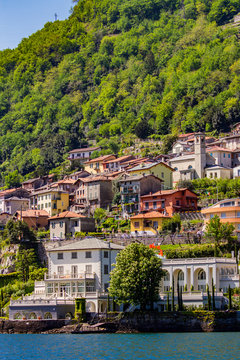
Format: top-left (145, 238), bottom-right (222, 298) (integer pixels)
top-left (36, 189), bottom-right (69, 216)
top-left (128, 162), bottom-right (174, 190)
top-left (84, 154), bottom-right (116, 174)
top-left (201, 199), bottom-right (240, 237)
top-left (130, 211), bottom-right (171, 235)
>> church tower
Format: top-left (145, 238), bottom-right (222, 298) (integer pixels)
top-left (194, 133), bottom-right (206, 179)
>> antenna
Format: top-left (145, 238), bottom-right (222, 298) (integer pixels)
top-left (55, 13), bottom-right (58, 21)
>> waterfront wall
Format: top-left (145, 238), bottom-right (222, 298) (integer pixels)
top-left (116, 311), bottom-right (240, 333)
top-left (0, 320), bottom-right (69, 334)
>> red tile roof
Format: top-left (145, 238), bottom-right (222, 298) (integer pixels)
top-left (17, 210), bottom-right (50, 217)
top-left (84, 154), bottom-right (115, 164)
top-left (206, 146), bottom-right (232, 152)
top-left (130, 211), bottom-right (170, 219)
top-left (49, 211), bottom-right (86, 220)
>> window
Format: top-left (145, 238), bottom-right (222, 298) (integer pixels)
top-left (237, 212), bottom-right (240, 218)
top-left (104, 251), bottom-right (109, 258)
top-left (228, 154), bottom-right (230, 158)
top-left (161, 172), bottom-right (164, 178)
top-left (214, 173), bottom-right (217, 178)
top-left (71, 252), bottom-right (77, 259)
top-left (198, 270), bottom-right (206, 280)
top-left (174, 167), bottom-right (178, 171)
top-left (85, 251), bottom-right (92, 258)
top-left (57, 266), bottom-right (64, 275)
top-left (238, 224), bottom-right (240, 230)
top-left (77, 281), bottom-right (84, 293)
top-left (223, 153), bottom-right (226, 158)
top-left (104, 283), bottom-right (109, 292)
top-left (60, 221), bottom-right (63, 228)
top-left (57, 253), bottom-right (63, 260)
top-left (52, 222), bottom-right (55, 229)
top-left (145, 202), bottom-right (149, 210)
top-left (221, 213), bottom-right (226, 218)
top-left (164, 272), bottom-right (170, 281)
top-left (104, 265), bottom-right (109, 275)
top-left (47, 284), bottom-right (53, 294)
top-left (74, 220), bottom-right (78, 227)
top-left (153, 201), bottom-right (157, 209)
top-left (188, 165), bottom-right (192, 169)
top-left (153, 221), bottom-right (158, 229)
top-left (134, 222), bottom-right (140, 228)
top-left (85, 265), bottom-right (92, 273)
top-left (210, 214), bottom-right (214, 219)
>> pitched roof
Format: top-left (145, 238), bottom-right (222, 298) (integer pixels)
top-left (130, 211), bottom-right (170, 219)
top-left (129, 161), bottom-right (174, 172)
top-left (206, 146), bottom-right (232, 152)
top-left (22, 177), bottom-right (41, 184)
top-left (119, 174), bottom-right (162, 182)
top-left (84, 154), bottom-right (115, 164)
top-left (141, 188), bottom-right (198, 198)
top-left (69, 147), bottom-right (100, 154)
top-left (48, 237), bottom-right (124, 251)
top-left (104, 155), bottom-right (134, 164)
top-left (49, 211), bottom-right (87, 220)
top-left (16, 209), bottom-right (49, 217)
top-left (81, 175), bottom-right (112, 183)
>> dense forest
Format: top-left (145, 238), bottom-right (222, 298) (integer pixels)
top-left (0, 0), bottom-right (240, 184)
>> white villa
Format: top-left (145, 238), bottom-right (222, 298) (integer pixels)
top-left (159, 257), bottom-right (239, 310)
top-left (9, 238), bottom-right (124, 320)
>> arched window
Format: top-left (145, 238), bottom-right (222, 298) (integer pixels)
top-left (198, 270), bottom-right (206, 280)
top-left (44, 312), bottom-right (53, 319)
top-left (178, 270), bottom-right (184, 281)
top-left (14, 312), bottom-right (22, 320)
top-left (188, 165), bottom-right (192, 169)
top-left (29, 312), bottom-right (37, 320)
top-left (174, 167), bottom-right (178, 171)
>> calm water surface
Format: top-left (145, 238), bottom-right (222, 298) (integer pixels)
top-left (0, 333), bottom-right (239, 360)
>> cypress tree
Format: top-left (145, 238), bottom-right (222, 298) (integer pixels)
top-left (207, 285), bottom-right (211, 311)
top-left (177, 282), bottom-right (180, 311)
top-left (228, 285), bottom-right (232, 310)
top-left (166, 292), bottom-right (170, 311)
top-left (172, 278), bottom-right (175, 312)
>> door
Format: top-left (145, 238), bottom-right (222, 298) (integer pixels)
top-left (72, 265), bottom-right (78, 278)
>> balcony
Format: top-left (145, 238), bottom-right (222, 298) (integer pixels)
top-left (44, 272), bottom-right (95, 280)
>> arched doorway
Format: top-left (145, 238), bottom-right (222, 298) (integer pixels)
top-left (197, 269), bottom-right (206, 291)
top-left (86, 301), bottom-right (96, 313)
top-left (177, 270), bottom-right (184, 292)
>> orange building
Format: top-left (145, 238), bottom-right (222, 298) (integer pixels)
top-left (16, 209), bottom-right (50, 230)
top-left (140, 188), bottom-right (198, 217)
top-left (201, 199), bottom-right (240, 238)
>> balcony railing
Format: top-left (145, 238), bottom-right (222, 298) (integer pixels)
top-left (44, 272), bottom-right (95, 280)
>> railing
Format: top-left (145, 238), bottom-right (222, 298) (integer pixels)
top-left (44, 272), bottom-right (95, 280)
top-left (163, 257), bottom-right (237, 264)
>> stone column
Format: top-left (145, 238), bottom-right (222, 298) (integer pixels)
top-left (206, 265), bottom-right (209, 288)
top-left (191, 265), bottom-right (194, 290)
top-left (184, 265), bottom-right (187, 290)
top-left (169, 266), bottom-right (173, 288)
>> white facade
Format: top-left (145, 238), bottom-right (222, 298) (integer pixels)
top-left (162, 257), bottom-right (239, 293)
top-left (68, 147), bottom-right (100, 163)
top-left (207, 149), bottom-right (232, 168)
top-left (0, 197), bottom-right (29, 215)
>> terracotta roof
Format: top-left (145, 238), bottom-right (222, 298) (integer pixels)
top-left (104, 155), bottom-right (134, 164)
top-left (51, 179), bottom-right (77, 186)
top-left (82, 175), bottom-right (112, 183)
top-left (141, 188), bottom-right (198, 198)
top-left (84, 154), bottom-right (115, 164)
top-left (178, 133), bottom-right (196, 138)
top-left (206, 146), bottom-right (232, 152)
top-left (69, 147), bottom-right (100, 154)
top-left (130, 211), bottom-right (170, 219)
top-left (119, 174), bottom-right (163, 182)
top-left (49, 211), bottom-right (87, 220)
top-left (16, 209), bottom-right (49, 217)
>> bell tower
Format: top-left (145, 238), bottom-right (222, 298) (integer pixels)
top-left (194, 133), bottom-right (206, 178)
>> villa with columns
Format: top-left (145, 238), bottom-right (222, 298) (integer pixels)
top-left (159, 257), bottom-right (239, 309)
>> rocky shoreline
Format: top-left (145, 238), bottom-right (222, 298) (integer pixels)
top-left (1, 311), bottom-right (240, 334)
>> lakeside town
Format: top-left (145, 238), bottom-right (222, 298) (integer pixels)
top-left (0, 127), bottom-right (240, 329)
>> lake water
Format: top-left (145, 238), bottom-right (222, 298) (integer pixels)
top-left (0, 333), bottom-right (239, 360)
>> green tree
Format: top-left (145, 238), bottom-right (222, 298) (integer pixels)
top-left (205, 215), bottom-right (235, 255)
top-left (93, 208), bottom-right (107, 228)
top-left (6, 219), bottom-right (36, 243)
top-left (15, 249), bottom-right (37, 282)
top-left (4, 170), bottom-right (22, 189)
top-left (109, 243), bottom-right (164, 310)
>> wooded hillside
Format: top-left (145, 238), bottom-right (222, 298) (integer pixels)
top-left (0, 0), bottom-right (240, 183)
